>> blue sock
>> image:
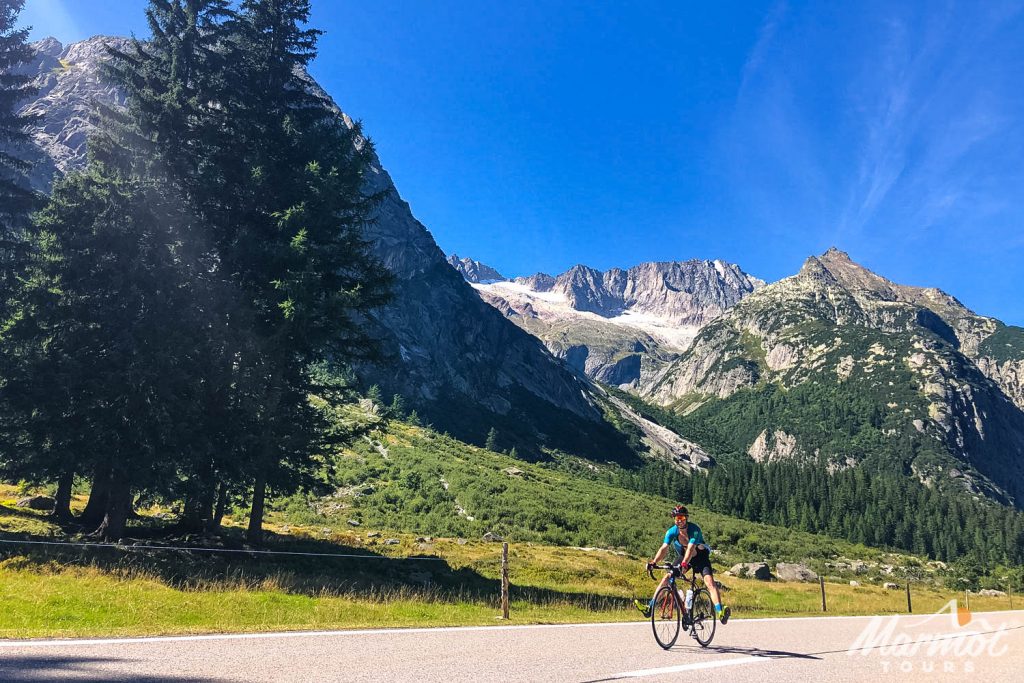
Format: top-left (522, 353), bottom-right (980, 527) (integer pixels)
top-left (715, 603), bottom-right (723, 613)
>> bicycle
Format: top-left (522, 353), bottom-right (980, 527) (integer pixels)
top-left (645, 562), bottom-right (717, 649)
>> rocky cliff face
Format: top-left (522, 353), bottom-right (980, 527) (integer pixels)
top-left (13, 36), bottom-right (643, 460)
top-left (459, 259), bottom-right (762, 390)
top-left (647, 248), bottom-right (1024, 504)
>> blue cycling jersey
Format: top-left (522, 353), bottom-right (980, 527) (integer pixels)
top-left (663, 522), bottom-right (708, 557)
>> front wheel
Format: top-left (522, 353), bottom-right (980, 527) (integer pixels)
top-left (690, 589), bottom-right (717, 647)
top-left (651, 585), bottom-right (681, 649)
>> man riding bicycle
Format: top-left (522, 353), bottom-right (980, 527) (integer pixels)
top-left (635, 505), bottom-right (731, 625)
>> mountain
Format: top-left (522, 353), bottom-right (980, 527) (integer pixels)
top-left (461, 260), bottom-right (763, 390)
top-left (446, 254), bottom-right (505, 283)
top-left (646, 247), bottom-right (1024, 505)
top-left (12, 36), bottom-right (649, 462)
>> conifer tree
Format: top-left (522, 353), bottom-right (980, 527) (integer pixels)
top-left (485, 427), bottom-right (499, 451)
top-left (0, 0), bottom-right (48, 509)
top-left (99, 0), bottom-right (243, 533)
top-left (219, 0), bottom-right (392, 543)
top-left (0, 0), bottom-right (35, 231)
top-left (0, 0), bottom-right (37, 308)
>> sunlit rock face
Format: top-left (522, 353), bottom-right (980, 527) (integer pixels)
top-left (463, 259), bottom-right (763, 391)
top-left (645, 248), bottom-right (1024, 505)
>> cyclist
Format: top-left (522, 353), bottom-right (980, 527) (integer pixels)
top-left (634, 505), bottom-right (731, 625)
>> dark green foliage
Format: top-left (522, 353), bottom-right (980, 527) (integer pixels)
top-left (607, 387), bottom-right (1024, 565)
top-left (314, 423), bottom-right (890, 565)
top-left (202, 0), bottom-right (393, 543)
top-left (979, 324), bottom-right (1024, 363)
top-left (688, 458), bottom-right (1024, 566)
top-left (484, 427), bottom-right (499, 452)
top-left (0, 0), bottom-right (38, 311)
top-left (388, 394), bottom-right (406, 420)
top-left (0, 0), bottom-right (391, 540)
top-left (0, 162), bottom-right (215, 538)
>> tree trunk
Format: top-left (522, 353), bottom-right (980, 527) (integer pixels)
top-left (180, 461), bottom-right (217, 532)
top-left (93, 467), bottom-right (132, 541)
top-left (211, 481), bottom-right (227, 530)
top-left (52, 469), bottom-right (74, 523)
top-left (245, 386), bottom-right (281, 546)
top-left (79, 462), bottom-right (111, 528)
top-left (245, 465), bottom-right (267, 545)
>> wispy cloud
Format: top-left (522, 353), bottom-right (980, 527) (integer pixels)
top-left (739, 0), bottom-right (787, 96)
top-left (835, 3), bottom-right (1024, 242)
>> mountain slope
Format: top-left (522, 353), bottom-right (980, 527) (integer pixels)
top-left (12, 36), bottom-right (639, 461)
top-left (646, 248), bottom-right (1024, 505)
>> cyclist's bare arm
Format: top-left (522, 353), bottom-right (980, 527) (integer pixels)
top-left (681, 541), bottom-right (696, 565)
top-left (649, 543), bottom-right (670, 565)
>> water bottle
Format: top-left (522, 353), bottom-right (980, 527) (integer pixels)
top-left (685, 589), bottom-right (694, 610)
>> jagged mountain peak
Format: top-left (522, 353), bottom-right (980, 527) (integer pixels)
top-left (794, 248), bottom-right (977, 329)
top-left (446, 254), bottom-right (505, 283)
top-left (465, 257), bottom-right (763, 391)
top-left (646, 247), bottom-right (1024, 506)
top-left (31, 36), bottom-right (64, 59)
top-left (515, 272), bottom-right (556, 291)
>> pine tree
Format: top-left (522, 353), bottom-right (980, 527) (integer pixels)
top-left (0, 0), bottom-right (38, 314)
top-left (485, 427), bottom-right (499, 451)
top-left (3, 163), bottom-right (206, 539)
top-left (366, 384), bottom-right (383, 407)
top-left (388, 394), bottom-right (407, 419)
top-left (218, 0), bottom-right (392, 543)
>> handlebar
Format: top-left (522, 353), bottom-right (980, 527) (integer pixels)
top-left (646, 562), bottom-right (680, 581)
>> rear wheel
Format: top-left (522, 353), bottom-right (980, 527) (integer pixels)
top-left (651, 585), bottom-right (681, 649)
top-left (690, 589), bottom-right (717, 647)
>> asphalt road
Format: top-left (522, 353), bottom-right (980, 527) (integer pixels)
top-left (1, 610), bottom-right (1021, 682)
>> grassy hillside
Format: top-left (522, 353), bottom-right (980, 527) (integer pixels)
top-left (289, 420), bottom-right (912, 568)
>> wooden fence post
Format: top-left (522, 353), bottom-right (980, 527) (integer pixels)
top-left (906, 582), bottom-right (912, 613)
top-left (501, 542), bottom-right (510, 620)
top-left (819, 576), bottom-right (826, 612)
top-left (964, 589), bottom-right (970, 611)
top-left (1008, 587), bottom-right (1013, 610)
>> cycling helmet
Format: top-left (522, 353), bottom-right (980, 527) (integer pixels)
top-left (671, 505), bottom-right (689, 517)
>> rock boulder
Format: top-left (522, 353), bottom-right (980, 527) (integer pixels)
top-left (728, 562), bottom-right (772, 580)
top-left (775, 563), bottom-right (818, 582)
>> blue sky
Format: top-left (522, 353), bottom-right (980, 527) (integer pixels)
top-left (21, 1), bottom-right (1024, 324)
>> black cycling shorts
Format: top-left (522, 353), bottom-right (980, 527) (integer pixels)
top-left (677, 547), bottom-right (713, 577)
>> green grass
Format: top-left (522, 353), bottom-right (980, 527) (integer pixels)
top-left (290, 421), bottom-right (939, 576)
top-left (1, 422), bottom-right (1018, 640)
top-left (0, 540), bottom-right (1016, 639)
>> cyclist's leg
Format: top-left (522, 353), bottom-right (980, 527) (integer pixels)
top-left (700, 571), bottom-right (731, 624)
top-left (701, 571), bottom-right (721, 604)
top-left (635, 570), bottom-right (673, 615)
top-left (693, 550), bottom-right (731, 623)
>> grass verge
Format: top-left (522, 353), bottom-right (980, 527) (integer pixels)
top-left (0, 538), bottom-right (1015, 640)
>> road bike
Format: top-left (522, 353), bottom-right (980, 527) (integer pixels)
top-left (645, 562), bottom-right (716, 649)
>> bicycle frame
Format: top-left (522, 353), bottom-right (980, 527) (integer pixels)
top-left (646, 562), bottom-right (717, 648)
top-left (647, 563), bottom-right (700, 624)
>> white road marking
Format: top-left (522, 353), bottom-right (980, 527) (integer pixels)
top-left (1, 610), bottom-right (1020, 649)
top-left (611, 656), bottom-right (767, 678)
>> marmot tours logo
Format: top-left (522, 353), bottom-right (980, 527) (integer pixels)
top-left (846, 600), bottom-right (1015, 674)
